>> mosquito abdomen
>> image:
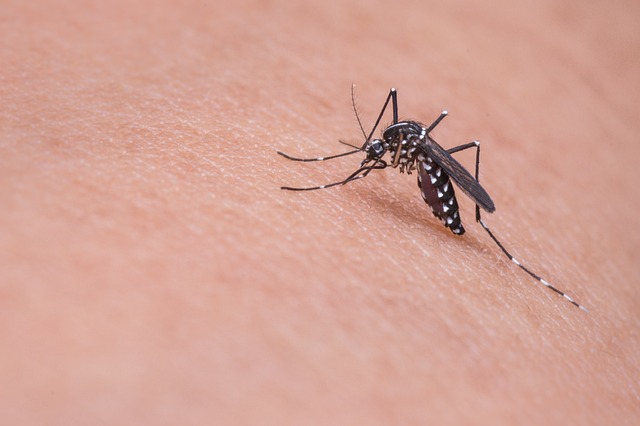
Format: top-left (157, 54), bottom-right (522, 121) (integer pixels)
top-left (417, 156), bottom-right (464, 235)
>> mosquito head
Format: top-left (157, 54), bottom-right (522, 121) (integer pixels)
top-left (366, 138), bottom-right (386, 160)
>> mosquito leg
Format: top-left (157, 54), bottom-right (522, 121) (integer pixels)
top-left (280, 161), bottom-right (386, 192)
top-left (363, 88), bottom-right (399, 148)
top-left (280, 175), bottom-right (364, 191)
top-left (425, 111), bottom-right (448, 133)
top-left (357, 159), bottom-right (387, 178)
top-left (449, 140), bottom-right (588, 312)
top-left (446, 140), bottom-right (478, 156)
top-left (351, 84), bottom-right (368, 140)
top-left (277, 148), bottom-right (362, 163)
top-left (477, 216), bottom-right (589, 312)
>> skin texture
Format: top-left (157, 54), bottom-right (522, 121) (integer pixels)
top-left (2, 0), bottom-right (639, 424)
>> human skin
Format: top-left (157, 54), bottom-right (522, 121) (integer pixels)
top-left (1, 0), bottom-right (639, 424)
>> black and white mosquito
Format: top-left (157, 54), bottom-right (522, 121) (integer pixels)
top-left (278, 86), bottom-right (587, 312)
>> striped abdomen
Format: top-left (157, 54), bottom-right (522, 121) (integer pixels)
top-left (417, 155), bottom-right (465, 235)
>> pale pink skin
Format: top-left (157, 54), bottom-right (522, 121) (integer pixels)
top-left (2, 0), bottom-right (639, 424)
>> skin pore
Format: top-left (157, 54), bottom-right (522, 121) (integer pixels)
top-left (2, 0), bottom-right (639, 424)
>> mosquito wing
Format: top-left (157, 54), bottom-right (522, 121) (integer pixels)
top-left (419, 136), bottom-right (496, 213)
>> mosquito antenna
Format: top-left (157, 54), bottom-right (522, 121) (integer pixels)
top-left (338, 140), bottom-right (361, 149)
top-left (278, 85), bottom-right (369, 163)
top-left (351, 83), bottom-right (368, 140)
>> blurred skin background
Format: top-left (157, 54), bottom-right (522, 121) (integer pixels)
top-left (1, 0), bottom-right (639, 424)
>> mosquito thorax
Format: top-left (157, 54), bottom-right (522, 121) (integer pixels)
top-left (382, 121), bottom-right (424, 140)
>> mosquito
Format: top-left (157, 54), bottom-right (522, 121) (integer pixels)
top-left (277, 86), bottom-right (587, 312)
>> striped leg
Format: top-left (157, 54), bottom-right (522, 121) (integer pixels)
top-left (448, 141), bottom-right (588, 312)
top-left (277, 148), bottom-right (361, 163)
top-left (280, 160), bottom-right (387, 191)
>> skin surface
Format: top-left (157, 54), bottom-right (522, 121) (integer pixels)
top-left (2, 0), bottom-right (639, 424)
